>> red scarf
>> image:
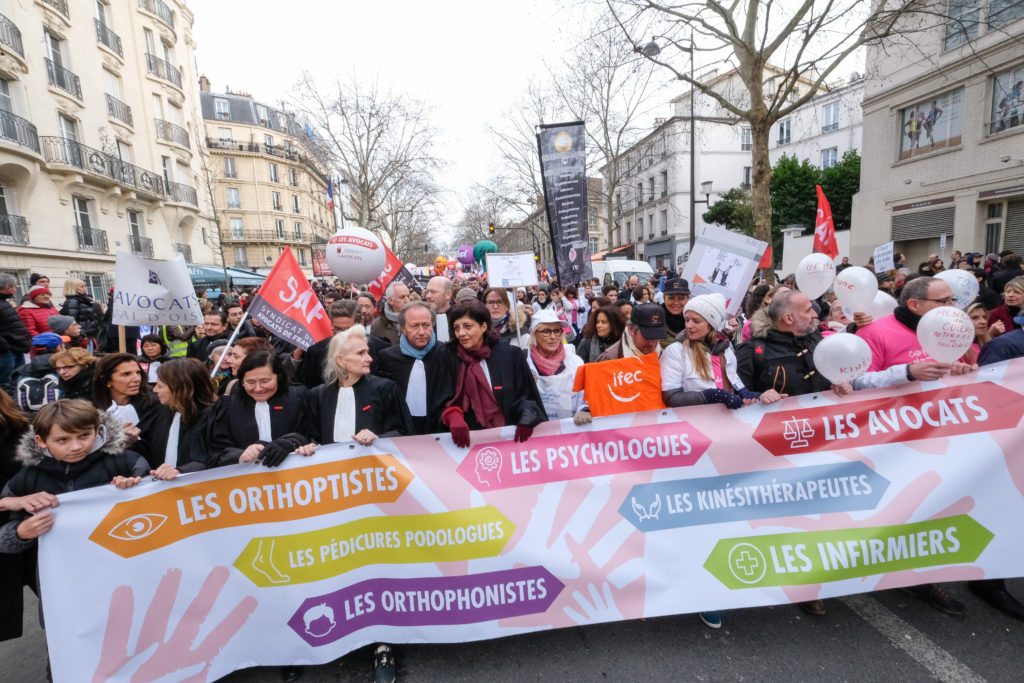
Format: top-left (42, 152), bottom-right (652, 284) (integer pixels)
top-left (530, 344), bottom-right (565, 376)
top-left (449, 344), bottom-right (504, 428)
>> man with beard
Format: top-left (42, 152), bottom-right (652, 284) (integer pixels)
top-left (424, 276), bottom-right (454, 342)
top-left (659, 278), bottom-right (690, 349)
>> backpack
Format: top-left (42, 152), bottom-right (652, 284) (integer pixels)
top-left (15, 373), bottom-right (60, 412)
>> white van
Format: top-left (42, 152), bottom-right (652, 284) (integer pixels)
top-left (590, 259), bottom-right (655, 288)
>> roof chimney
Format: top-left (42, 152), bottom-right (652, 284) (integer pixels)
top-left (198, 74), bottom-right (210, 93)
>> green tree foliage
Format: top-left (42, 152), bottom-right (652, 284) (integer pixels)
top-left (702, 187), bottom-right (754, 236)
top-left (770, 154), bottom-right (820, 237)
top-left (820, 150), bottom-right (861, 231)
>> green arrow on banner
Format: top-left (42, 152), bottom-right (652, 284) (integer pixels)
top-left (704, 515), bottom-right (993, 589)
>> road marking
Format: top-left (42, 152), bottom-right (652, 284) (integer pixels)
top-left (841, 594), bottom-right (986, 683)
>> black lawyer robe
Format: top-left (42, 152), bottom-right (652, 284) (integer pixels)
top-left (303, 374), bottom-right (413, 443)
top-left (439, 340), bottom-right (547, 429)
top-left (375, 343), bottom-right (457, 435)
top-left (205, 384), bottom-right (311, 467)
top-left (141, 403), bottom-right (215, 472)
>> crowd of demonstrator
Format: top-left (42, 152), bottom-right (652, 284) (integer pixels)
top-left (2, 250), bottom-right (1024, 682)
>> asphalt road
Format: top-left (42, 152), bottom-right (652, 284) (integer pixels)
top-left (3, 579), bottom-right (1022, 682)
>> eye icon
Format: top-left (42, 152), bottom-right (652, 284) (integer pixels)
top-left (108, 513), bottom-right (168, 541)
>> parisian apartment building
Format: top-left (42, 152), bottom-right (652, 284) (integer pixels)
top-left (0, 0), bottom-right (218, 299)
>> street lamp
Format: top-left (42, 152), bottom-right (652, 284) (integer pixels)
top-left (639, 30), bottom-right (701, 251)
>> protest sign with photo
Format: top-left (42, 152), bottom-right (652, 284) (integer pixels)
top-left (111, 252), bottom-right (203, 326)
top-left (39, 360), bottom-right (1024, 681)
top-left (681, 225), bottom-right (767, 315)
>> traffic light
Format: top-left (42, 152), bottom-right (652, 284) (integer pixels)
top-left (488, 223), bottom-right (495, 235)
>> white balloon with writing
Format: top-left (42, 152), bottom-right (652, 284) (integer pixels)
top-left (325, 226), bottom-right (386, 285)
top-left (834, 266), bottom-right (878, 313)
top-left (917, 306), bottom-right (974, 363)
top-left (868, 291), bottom-right (898, 320)
top-left (812, 332), bottom-right (873, 384)
top-left (935, 269), bottom-right (979, 309)
top-left (795, 253), bottom-right (836, 300)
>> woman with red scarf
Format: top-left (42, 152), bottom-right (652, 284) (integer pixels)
top-left (441, 300), bottom-right (546, 448)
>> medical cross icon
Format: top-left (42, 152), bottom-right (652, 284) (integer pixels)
top-left (727, 543), bottom-right (767, 585)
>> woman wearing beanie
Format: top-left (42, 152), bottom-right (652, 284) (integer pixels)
top-left (660, 293), bottom-right (761, 410)
top-left (17, 285), bottom-right (58, 338)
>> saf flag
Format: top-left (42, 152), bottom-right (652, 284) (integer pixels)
top-left (247, 247), bottom-right (331, 350)
top-left (366, 243), bottom-right (418, 300)
top-left (812, 185), bottom-right (839, 260)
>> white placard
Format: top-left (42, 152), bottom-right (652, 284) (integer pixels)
top-left (940, 232), bottom-right (947, 250)
top-left (873, 242), bottom-right (895, 273)
top-left (680, 225), bottom-right (767, 315)
top-left (111, 252), bottom-right (203, 326)
top-left (485, 252), bottom-right (538, 288)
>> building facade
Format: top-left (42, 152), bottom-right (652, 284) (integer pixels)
top-left (851, 3), bottom-right (1024, 266)
top-left (199, 85), bottom-right (333, 277)
top-left (0, 0), bottom-right (217, 299)
top-left (769, 76), bottom-right (864, 170)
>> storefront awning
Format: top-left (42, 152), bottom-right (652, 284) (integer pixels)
top-left (187, 265), bottom-right (267, 288)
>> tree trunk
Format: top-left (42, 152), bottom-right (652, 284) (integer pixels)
top-left (749, 119), bottom-right (774, 284)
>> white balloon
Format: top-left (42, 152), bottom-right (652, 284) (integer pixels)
top-left (868, 291), bottom-right (898, 319)
top-left (935, 269), bottom-right (979, 309)
top-left (834, 266), bottom-right (878, 313)
top-left (325, 226), bottom-right (387, 284)
top-left (795, 253), bottom-right (836, 300)
top-left (916, 306), bottom-right (975, 363)
top-left (812, 332), bottom-right (873, 384)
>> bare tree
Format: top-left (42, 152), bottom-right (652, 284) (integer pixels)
top-left (293, 74), bottom-right (444, 251)
top-left (451, 187), bottom-right (511, 249)
top-left (606, 0), bottom-right (949, 281)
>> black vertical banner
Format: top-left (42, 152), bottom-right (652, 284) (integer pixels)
top-left (537, 121), bottom-right (593, 286)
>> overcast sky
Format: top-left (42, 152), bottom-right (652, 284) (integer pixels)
top-left (191, 0), bottom-right (586, 229)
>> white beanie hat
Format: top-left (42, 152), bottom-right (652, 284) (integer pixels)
top-left (683, 293), bottom-right (728, 331)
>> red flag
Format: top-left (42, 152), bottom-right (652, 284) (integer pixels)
top-left (367, 243), bottom-right (418, 301)
top-left (812, 185), bottom-right (839, 260)
top-left (247, 247), bottom-right (331, 350)
top-left (758, 246), bottom-right (773, 268)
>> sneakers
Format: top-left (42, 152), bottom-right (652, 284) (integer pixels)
top-left (968, 579), bottom-right (1024, 621)
top-left (698, 611), bottom-right (722, 629)
top-left (798, 599), bottom-right (827, 616)
top-left (905, 583), bottom-right (966, 616)
top-left (374, 644), bottom-right (396, 683)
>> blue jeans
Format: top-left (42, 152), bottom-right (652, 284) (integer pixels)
top-left (0, 350), bottom-right (16, 395)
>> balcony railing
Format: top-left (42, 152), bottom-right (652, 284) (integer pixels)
top-left (76, 226), bottom-right (108, 253)
top-left (166, 180), bottom-right (198, 206)
top-left (222, 229), bottom-right (311, 242)
top-left (128, 234), bottom-right (154, 258)
top-left (94, 19), bottom-right (122, 57)
top-left (205, 138), bottom-right (330, 186)
top-left (175, 243), bottom-right (191, 261)
top-left (105, 94), bottom-right (133, 126)
top-left (0, 109), bottom-right (40, 153)
top-left (41, 0), bottom-right (69, 19)
top-left (0, 214), bottom-right (28, 245)
top-left (41, 137), bottom-right (165, 197)
top-left (138, 0), bottom-right (174, 29)
top-left (45, 58), bottom-right (82, 100)
top-left (0, 14), bottom-right (24, 58)
top-left (821, 122), bottom-right (839, 133)
top-left (154, 118), bottom-right (189, 148)
top-left (145, 53), bottom-right (182, 89)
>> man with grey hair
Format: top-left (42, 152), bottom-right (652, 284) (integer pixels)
top-left (424, 275), bottom-right (454, 342)
top-left (376, 301), bottom-right (456, 435)
top-left (0, 273), bottom-right (30, 392)
top-left (370, 281), bottom-right (410, 345)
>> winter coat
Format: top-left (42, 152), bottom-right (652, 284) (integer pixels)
top-left (375, 342), bottom-right (457, 435)
top-left (439, 341), bottom-right (547, 430)
top-left (60, 292), bottom-right (101, 338)
top-left (17, 302), bottom-right (58, 338)
top-left (0, 294), bottom-right (30, 355)
top-left (205, 384), bottom-right (311, 466)
top-left (0, 412), bottom-right (148, 554)
top-left (140, 403), bottom-right (215, 472)
top-left (525, 348), bottom-right (585, 420)
top-left (57, 365), bottom-right (94, 401)
top-left (978, 329), bottom-right (1024, 366)
top-left (304, 375), bottom-right (413, 443)
top-left (735, 328), bottom-right (832, 397)
top-left (0, 420), bottom-right (31, 641)
top-left (370, 307), bottom-right (401, 345)
top-left (987, 304), bottom-right (1019, 338)
top-left (186, 329), bottom-right (231, 363)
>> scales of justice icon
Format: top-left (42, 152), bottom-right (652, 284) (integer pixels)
top-left (782, 417), bottom-right (814, 448)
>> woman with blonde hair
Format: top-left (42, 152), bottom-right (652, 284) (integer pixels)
top-left (49, 347), bottom-right (96, 400)
top-left (59, 278), bottom-right (101, 350)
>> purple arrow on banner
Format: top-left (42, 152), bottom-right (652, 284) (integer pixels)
top-left (287, 566), bottom-right (564, 646)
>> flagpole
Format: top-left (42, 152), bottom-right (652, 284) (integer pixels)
top-left (209, 308), bottom-right (250, 378)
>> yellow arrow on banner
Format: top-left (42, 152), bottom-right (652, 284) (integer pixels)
top-left (234, 506), bottom-right (515, 587)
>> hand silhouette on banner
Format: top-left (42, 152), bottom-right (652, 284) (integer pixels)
top-left (91, 566), bottom-right (257, 683)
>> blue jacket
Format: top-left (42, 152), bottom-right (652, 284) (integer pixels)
top-left (978, 329), bottom-right (1024, 366)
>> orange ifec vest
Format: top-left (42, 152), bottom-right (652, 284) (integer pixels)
top-left (572, 352), bottom-right (666, 417)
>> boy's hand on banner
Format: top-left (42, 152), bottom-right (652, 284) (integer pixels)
top-left (91, 566), bottom-right (257, 683)
top-left (150, 464), bottom-right (179, 481)
top-left (5, 491), bottom-right (58, 513)
top-left (112, 476), bottom-right (142, 489)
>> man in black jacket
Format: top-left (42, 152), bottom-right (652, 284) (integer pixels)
top-left (376, 301), bottom-right (456, 434)
top-left (0, 274), bottom-right (30, 392)
top-left (187, 310), bottom-right (232, 362)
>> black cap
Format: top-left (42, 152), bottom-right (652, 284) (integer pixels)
top-left (664, 278), bottom-right (690, 296)
top-left (630, 303), bottom-right (668, 340)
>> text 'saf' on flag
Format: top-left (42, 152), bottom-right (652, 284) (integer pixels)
top-left (247, 247), bottom-right (331, 350)
top-left (537, 121), bottom-right (593, 286)
top-left (813, 184), bottom-right (839, 260)
top-left (111, 252), bottom-right (203, 326)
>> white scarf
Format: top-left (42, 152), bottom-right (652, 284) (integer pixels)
top-left (621, 329), bottom-right (661, 358)
top-left (406, 360), bottom-right (427, 417)
top-left (435, 313), bottom-right (449, 343)
top-left (164, 413), bottom-right (181, 467)
top-left (255, 401), bottom-right (272, 441)
top-left (333, 386), bottom-right (356, 443)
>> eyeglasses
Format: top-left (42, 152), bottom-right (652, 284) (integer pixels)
top-left (921, 297), bottom-right (954, 305)
top-left (484, 299), bottom-right (506, 306)
top-left (55, 365), bottom-right (76, 371)
top-left (243, 378), bottom-right (276, 389)
top-left (535, 328), bottom-right (563, 336)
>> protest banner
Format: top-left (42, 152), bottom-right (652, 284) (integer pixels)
top-left (537, 121), bottom-right (593, 285)
top-left (485, 252), bottom-right (539, 288)
top-left (246, 247), bottom-right (332, 350)
top-left (111, 252), bottom-right (203, 326)
top-left (874, 242), bottom-right (895, 272)
top-left (39, 360), bottom-right (1024, 682)
top-left (681, 224), bottom-right (767, 314)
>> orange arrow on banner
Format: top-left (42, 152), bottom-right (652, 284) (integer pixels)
top-left (88, 455), bottom-right (413, 558)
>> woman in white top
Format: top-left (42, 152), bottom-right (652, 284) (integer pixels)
top-left (660, 294), bottom-right (760, 409)
top-left (524, 309), bottom-right (590, 424)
